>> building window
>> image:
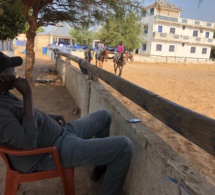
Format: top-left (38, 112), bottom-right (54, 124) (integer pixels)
top-left (169, 45), bottom-right (175, 52)
top-left (150, 8), bottom-right (154, 15)
top-left (190, 47), bottom-right (196, 53)
top-left (142, 44), bottom-right (147, 51)
top-left (142, 10), bottom-right (147, 17)
top-left (144, 25), bottom-right (148, 34)
top-left (160, 33), bottom-right (166, 37)
top-left (158, 26), bottom-right (163, 32)
top-left (202, 48), bottom-right (207, 54)
top-left (182, 26), bottom-right (185, 30)
top-left (170, 28), bottom-right (175, 34)
top-left (182, 19), bottom-right (187, 23)
top-left (205, 32), bottom-right (209, 38)
top-left (156, 44), bottom-right (162, 51)
top-left (194, 21), bottom-right (200, 25)
top-left (207, 23), bottom-right (212, 27)
top-left (193, 30), bottom-right (198, 37)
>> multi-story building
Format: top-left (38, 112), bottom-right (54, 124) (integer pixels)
top-left (140, 0), bottom-right (215, 60)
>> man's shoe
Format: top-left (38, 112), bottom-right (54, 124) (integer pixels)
top-left (90, 165), bottom-right (107, 181)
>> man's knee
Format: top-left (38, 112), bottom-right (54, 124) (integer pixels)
top-left (119, 136), bottom-right (133, 158)
top-left (123, 136), bottom-right (133, 149)
top-left (98, 110), bottom-right (111, 124)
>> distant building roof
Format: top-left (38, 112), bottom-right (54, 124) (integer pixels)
top-left (49, 23), bottom-right (72, 37)
top-left (144, 0), bottom-right (181, 11)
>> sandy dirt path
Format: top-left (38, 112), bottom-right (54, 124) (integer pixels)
top-left (72, 51), bottom-right (215, 119)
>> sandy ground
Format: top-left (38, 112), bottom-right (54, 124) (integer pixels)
top-left (0, 50), bottom-right (215, 194)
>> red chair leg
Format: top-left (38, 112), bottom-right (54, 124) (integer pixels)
top-left (4, 173), bottom-right (20, 195)
top-left (62, 169), bottom-right (75, 195)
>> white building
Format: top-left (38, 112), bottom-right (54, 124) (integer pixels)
top-left (140, 0), bottom-right (215, 60)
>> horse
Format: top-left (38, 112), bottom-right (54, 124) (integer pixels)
top-left (84, 49), bottom-right (94, 63)
top-left (95, 49), bottom-right (109, 68)
top-left (125, 51), bottom-right (134, 63)
top-left (113, 53), bottom-right (127, 77)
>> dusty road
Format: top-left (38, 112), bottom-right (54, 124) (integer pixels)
top-left (87, 56), bottom-right (215, 120)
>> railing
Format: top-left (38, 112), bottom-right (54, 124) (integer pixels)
top-left (153, 32), bottom-right (215, 45)
top-left (154, 15), bottom-right (215, 29)
top-left (51, 48), bottom-right (215, 156)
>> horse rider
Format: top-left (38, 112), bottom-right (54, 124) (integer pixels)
top-left (84, 39), bottom-right (93, 60)
top-left (96, 39), bottom-right (105, 59)
top-left (115, 41), bottom-right (125, 63)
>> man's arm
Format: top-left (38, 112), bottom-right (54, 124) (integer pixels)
top-left (11, 77), bottom-right (38, 149)
top-left (14, 77), bottom-right (34, 117)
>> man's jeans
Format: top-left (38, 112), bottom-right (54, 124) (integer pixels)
top-left (44, 110), bottom-right (133, 195)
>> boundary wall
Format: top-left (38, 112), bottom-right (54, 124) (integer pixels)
top-left (49, 50), bottom-right (215, 195)
top-left (133, 55), bottom-right (215, 64)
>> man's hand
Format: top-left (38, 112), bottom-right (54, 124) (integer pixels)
top-left (49, 114), bottom-right (66, 126)
top-left (14, 77), bottom-right (32, 97)
top-left (14, 77), bottom-right (34, 117)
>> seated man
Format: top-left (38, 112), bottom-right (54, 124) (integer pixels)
top-left (0, 52), bottom-right (133, 195)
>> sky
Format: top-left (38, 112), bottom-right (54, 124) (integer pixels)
top-left (44, 0), bottom-right (215, 33)
top-left (143, 0), bottom-right (215, 22)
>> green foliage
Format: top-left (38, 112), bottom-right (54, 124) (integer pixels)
top-left (210, 46), bottom-right (215, 59)
top-left (211, 31), bottom-right (215, 59)
top-left (22, 0), bottom-right (142, 28)
top-left (0, 1), bottom-right (27, 40)
top-left (36, 27), bottom-right (45, 33)
top-left (69, 26), bottom-right (96, 45)
top-left (98, 12), bottom-right (144, 51)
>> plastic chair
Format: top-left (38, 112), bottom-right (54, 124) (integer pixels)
top-left (0, 145), bottom-right (75, 195)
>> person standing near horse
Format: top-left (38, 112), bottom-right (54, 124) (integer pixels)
top-left (114, 41), bottom-right (125, 63)
top-left (80, 39), bottom-right (93, 74)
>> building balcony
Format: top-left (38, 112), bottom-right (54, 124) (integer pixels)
top-left (152, 32), bottom-right (215, 45)
top-left (153, 15), bottom-right (215, 30)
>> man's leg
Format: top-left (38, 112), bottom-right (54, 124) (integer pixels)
top-left (65, 110), bottom-right (111, 139)
top-left (116, 53), bottom-right (121, 62)
top-left (61, 135), bottom-right (133, 195)
top-left (63, 110), bottom-right (133, 194)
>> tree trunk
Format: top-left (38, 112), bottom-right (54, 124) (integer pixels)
top-left (1, 39), bottom-right (3, 51)
top-left (6, 39), bottom-right (8, 51)
top-left (25, 26), bottom-right (37, 82)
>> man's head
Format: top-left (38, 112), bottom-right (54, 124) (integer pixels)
top-left (0, 52), bottom-right (23, 91)
top-left (0, 52), bottom-right (23, 73)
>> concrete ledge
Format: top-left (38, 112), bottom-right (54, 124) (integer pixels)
top-left (51, 52), bottom-right (215, 194)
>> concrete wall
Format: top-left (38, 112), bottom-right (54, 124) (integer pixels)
top-left (0, 40), bottom-right (13, 51)
top-left (51, 52), bottom-right (215, 195)
top-left (133, 55), bottom-right (215, 64)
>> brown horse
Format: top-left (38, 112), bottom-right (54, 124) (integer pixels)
top-left (95, 50), bottom-right (109, 68)
top-left (125, 51), bottom-right (133, 62)
top-left (113, 53), bottom-right (127, 77)
top-left (84, 49), bottom-right (94, 63)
